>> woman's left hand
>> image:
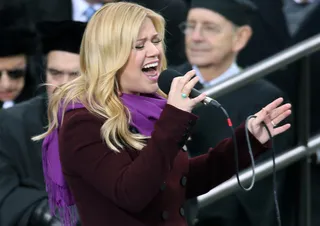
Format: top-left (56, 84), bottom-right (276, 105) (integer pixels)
top-left (248, 97), bottom-right (292, 144)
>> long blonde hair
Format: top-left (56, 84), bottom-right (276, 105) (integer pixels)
top-left (33, 2), bottom-right (167, 152)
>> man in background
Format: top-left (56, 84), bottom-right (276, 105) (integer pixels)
top-left (0, 1), bottom-right (39, 109)
top-left (174, 0), bottom-right (294, 225)
top-left (27, 0), bottom-right (188, 66)
top-left (0, 20), bottom-right (86, 226)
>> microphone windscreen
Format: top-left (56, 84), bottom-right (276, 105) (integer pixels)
top-left (158, 69), bottom-right (183, 95)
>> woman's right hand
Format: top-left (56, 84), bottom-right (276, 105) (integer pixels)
top-left (166, 70), bottom-right (207, 113)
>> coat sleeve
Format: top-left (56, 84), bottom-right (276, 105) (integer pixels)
top-left (59, 104), bottom-right (198, 213)
top-left (0, 111), bottom-right (48, 226)
top-left (185, 123), bottom-right (271, 199)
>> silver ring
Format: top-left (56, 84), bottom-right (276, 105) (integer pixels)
top-left (271, 120), bottom-right (276, 127)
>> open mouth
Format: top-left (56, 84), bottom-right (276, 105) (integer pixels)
top-left (142, 62), bottom-right (159, 78)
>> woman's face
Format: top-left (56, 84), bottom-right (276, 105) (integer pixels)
top-left (0, 55), bottom-right (26, 102)
top-left (118, 18), bottom-right (164, 95)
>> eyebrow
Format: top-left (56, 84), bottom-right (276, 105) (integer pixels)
top-left (8, 62), bottom-right (27, 69)
top-left (1, 65), bottom-right (26, 71)
top-left (136, 33), bottom-right (160, 42)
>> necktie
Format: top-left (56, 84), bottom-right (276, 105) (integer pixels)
top-left (83, 6), bottom-right (96, 21)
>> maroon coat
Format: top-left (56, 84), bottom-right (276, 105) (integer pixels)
top-left (58, 104), bottom-right (269, 226)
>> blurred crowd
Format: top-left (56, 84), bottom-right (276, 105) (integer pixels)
top-left (0, 0), bottom-right (319, 225)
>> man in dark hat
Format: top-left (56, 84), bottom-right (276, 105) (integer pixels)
top-left (173, 0), bottom-right (295, 225)
top-left (177, 0), bottom-right (257, 88)
top-left (0, 20), bottom-right (86, 226)
top-left (28, 0), bottom-right (188, 65)
top-left (0, 1), bottom-right (39, 109)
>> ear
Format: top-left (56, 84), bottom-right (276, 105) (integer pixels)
top-left (232, 25), bottom-right (252, 53)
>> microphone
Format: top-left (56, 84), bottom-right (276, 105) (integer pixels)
top-left (158, 69), bottom-right (221, 108)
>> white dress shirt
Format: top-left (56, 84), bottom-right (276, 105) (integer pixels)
top-left (2, 100), bottom-right (14, 109)
top-left (72, 0), bottom-right (103, 22)
top-left (192, 62), bottom-right (241, 89)
top-left (293, 0), bottom-right (314, 3)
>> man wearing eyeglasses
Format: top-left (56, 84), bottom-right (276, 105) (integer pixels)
top-left (0, 20), bottom-right (86, 226)
top-left (177, 0), bottom-right (255, 89)
top-left (0, 3), bottom-right (39, 109)
top-left (173, 0), bottom-right (295, 226)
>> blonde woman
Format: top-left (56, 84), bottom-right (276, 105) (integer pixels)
top-left (34, 2), bottom-right (292, 226)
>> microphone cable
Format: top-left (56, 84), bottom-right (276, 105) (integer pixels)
top-left (209, 103), bottom-right (281, 226)
top-left (157, 68), bottom-right (281, 225)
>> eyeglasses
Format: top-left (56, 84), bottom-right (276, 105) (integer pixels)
top-left (0, 69), bottom-right (26, 80)
top-left (179, 21), bottom-right (222, 37)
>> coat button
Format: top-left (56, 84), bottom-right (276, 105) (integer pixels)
top-left (188, 120), bottom-right (195, 126)
top-left (160, 182), bottom-right (166, 191)
top-left (180, 176), bottom-right (187, 187)
top-left (179, 207), bottom-right (185, 216)
top-left (161, 211), bottom-right (169, 220)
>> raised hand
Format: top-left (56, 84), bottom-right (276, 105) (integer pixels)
top-left (247, 97), bottom-right (292, 144)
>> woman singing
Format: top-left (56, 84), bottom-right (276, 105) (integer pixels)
top-left (34, 2), bottom-right (291, 226)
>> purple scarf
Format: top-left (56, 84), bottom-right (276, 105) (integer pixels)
top-left (120, 93), bottom-right (167, 136)
top-left (42, 93), bottom-right (167, 225)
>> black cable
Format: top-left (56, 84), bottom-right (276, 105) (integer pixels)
top-left (261, 120), bottom-right (281, 226)
top-left (210, 103), bottom-right (281, 226)
top-left (218, 106), bottom-right (256, 191)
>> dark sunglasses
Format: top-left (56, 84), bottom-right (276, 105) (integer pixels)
top-left (0, 69), bottom-right (26, 80)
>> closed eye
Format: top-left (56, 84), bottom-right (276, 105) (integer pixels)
top-left (152, 38), bottom-right (162, 44)
top-left (48, 68), bottom-right (63, 76)
top-left (135, 45), bottom-right (144, 50)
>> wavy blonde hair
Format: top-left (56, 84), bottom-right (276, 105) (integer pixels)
top-left (33, 2), bottom-right (167, 152)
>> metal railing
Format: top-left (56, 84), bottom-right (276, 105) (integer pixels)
top-left (195, 33), bottom-right (320, 226)
top-left (197, 135), bottom-right (320, 208)
top-left (200, 33), bottom-right (320, 99)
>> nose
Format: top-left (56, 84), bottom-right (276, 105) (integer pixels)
top-left (0, 72), bottom-right (13, 90)
top-left (190, 25), bottom-right (204, 42)
top-left (57, 74), bottom-right (73, 86)
top-left (146, 42), bottom-right (160, 58)
top-left (65, 74), bottom-right (76, 83)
